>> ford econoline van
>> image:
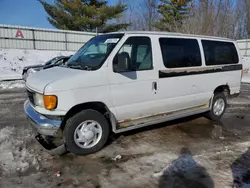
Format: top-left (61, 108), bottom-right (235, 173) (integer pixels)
top-left (24, 31), bottom-right (242, 155)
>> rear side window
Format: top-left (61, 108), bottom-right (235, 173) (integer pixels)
top-left (159, 38), bottom-right (201, 68)
top-left (202, 40), bottom-right (239, 66)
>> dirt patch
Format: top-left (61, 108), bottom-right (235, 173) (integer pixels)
top-left (100, 152), bottom-right (154, 164)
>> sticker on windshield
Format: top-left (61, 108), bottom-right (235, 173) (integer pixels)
top-left (104, 38), bottom-right (119, 44)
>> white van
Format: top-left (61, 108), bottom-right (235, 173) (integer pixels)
top-left (24, 31), bottom-right (242, 155)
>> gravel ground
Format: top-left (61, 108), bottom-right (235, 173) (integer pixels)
top-left (1, 84), bottom-right (250, 188)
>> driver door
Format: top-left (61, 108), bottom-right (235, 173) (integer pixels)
top-left (109, 36), bottom-right (158, 123)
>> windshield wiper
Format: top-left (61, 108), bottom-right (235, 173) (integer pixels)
top-left (67, 61), bottom-right (93, 71)
top-left (68, 64), bottom-right (91, 70)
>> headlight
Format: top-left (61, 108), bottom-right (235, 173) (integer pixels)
top-left (34, 93), bottom-right (44, 107)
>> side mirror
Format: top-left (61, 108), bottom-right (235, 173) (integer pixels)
top-left (117, 52), bottom-right (131, 72)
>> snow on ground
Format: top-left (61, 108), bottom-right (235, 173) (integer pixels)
top-left (0, 126), bottom-right (39, 176)
top-left (0, 49), bottom-right (74, 80)
top-left (0, 80), bottom-right (25, 89)
top-left (242, 75), bottom-right (250, 84)
top-left (242, 56), bottom-right (250, 84)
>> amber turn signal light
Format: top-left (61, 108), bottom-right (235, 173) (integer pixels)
top-left (43, 95), bottom-right (57, 110)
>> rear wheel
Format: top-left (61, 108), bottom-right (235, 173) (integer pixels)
top-left (63, 109), bottom-right (110, 155)
top-left (206, 93), bottom-right (227, 121)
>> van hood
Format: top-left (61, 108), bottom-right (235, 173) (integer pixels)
top-left (26, 67), bottom-right (84, 93)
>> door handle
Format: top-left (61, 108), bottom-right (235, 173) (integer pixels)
top-left (152, 82), bottom-right (157, 91)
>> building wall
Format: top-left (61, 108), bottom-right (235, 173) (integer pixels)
top-left (1, 25), bottom-right (248, 56)
top-left (0, 24), bottom-right (96, 51)
top-left (237, 39), bottom-right (250, 57)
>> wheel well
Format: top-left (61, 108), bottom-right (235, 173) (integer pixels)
top-left (61, 102), bottom-right (111, 130)
top-left (214, 85), bottom-right (230, 97)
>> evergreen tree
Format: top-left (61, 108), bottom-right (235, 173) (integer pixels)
top-left (155, 0), bottom-right (191, 32)
top-left (39, 0), bottom-right (130, 32)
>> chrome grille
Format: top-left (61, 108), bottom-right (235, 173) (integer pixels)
top-left (27, 89), bottom-right (35, 105)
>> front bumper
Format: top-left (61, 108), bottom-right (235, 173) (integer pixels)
top-left (24, 100), bottom-right (62, 136)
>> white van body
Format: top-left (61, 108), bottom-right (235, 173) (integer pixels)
top-left (24, 31), bottom-right (242, 155)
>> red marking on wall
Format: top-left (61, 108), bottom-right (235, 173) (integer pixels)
top-left (15, 29), bottom-right (24, 38)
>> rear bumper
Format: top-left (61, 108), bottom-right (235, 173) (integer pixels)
top-left (24, 100), bottom-right (62, 136)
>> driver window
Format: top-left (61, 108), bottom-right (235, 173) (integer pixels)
top-left (113, 36), bottom-right (153, 72)
top-left (119, 44), bottom-right (132, 57)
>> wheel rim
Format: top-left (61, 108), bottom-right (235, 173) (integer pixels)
top-left (213, 98), bottom-right (225, 116)
top-left (74, 120), bottom-right (102, 149)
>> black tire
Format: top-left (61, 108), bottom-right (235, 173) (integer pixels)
top-left (206, 93), bottom-right (227, 121)
top-left (63, 109), bottom-right (110, 155)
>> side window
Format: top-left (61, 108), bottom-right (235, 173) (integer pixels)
top-left (63, 58), bottom-right (70, 64)
top-left (159, 38), bottom-right (201, 68)
top-left (119, 44), bottom-right (132, 57)
top-left (136, 45), bottom-right (148, 62)
top-left (202, 40), bottom-right (239, 65)
top-left (113, 37), bottom-right (153, 72)
top-left (55, 59), bottom-right (64, 65)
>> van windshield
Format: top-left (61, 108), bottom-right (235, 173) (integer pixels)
top-left (66, 34), bottom-right (124, 70)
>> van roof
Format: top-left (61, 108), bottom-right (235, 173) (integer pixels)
top-left (108, 31), bottom-right (234, 42)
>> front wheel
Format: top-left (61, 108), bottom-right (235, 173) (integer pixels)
top-left (206, 93), bottom-right (227, 121)
top-left (63, 109), bottom-right (110, 155)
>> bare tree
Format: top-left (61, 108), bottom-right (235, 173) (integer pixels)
top-left (244, 0), bottom-right (250, 38)
top-left (116, 0), bottom-right (249, 39)
top-left (139, 0), bottom-right (158, 31)
top-left (115, 0), bottom-right (143, 30)
top-left (180, 0), bottom-right (246, 39)
top-left (116, 0), bottom-right (158, 31)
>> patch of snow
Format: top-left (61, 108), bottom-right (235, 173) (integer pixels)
top-left (242, 74), bottom-right (250, 83)
top-left (0, 48), bottom-right (74, 80)
top-left (0, 81), bottom-right (25, 89)
top-left (111, 154), bottom-right (122, 161)
top-left (0, 127), bottom-right (39, 175)
top-left (242, 56), bottom-right (250, 84)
